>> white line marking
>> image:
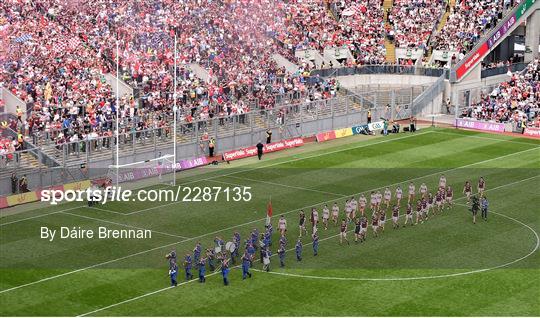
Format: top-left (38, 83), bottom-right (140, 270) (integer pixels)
top-left (1, 142), bottom-right (537, 295)
top-left (61, 212), bottom-right (189, 240)
top-left (120, 131), bottom-right (433, 215)
top-left (0, 206), bottom-right (82, 226)
top-left (77, 175), bottom-right (540, 316)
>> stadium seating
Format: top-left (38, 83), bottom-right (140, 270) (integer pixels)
top-left (462, 58), bottom-right (539, 125)
top-left (0, 0), bottom-right (529, 158)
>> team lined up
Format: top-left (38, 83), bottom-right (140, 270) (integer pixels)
top-left (167, 175), bottom-right (487, 286)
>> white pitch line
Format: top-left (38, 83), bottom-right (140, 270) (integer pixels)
top-left (1, 145), bottom-right (538, 294)
top-left (124, 134), bottom-right (539, 216)
top-left (54, 175), bottom-right (540, 316)
top-left (113, 131), bottom-right (434, 215)
top-left (78, 174), bottom-right (540, 316)
top-left (61, 212), bottom-right (189, 240)
top-left (0, 206), bottom-right (83, 226)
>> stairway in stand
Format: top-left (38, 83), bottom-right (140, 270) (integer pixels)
top-left (425, 0), bottom-right (456, 62)
top-left (383, 0), bottom-right (396, 63)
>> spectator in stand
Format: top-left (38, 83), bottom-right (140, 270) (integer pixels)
top-left (462, 58), bottom-right (539, 127)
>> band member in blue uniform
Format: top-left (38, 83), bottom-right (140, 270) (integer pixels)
top-left (242, 251), bottom-right (252, 279)
top-left (232, 232), bottom-right (241, 264)
top-left (198, 257), bottom-right (206, 283)
top-left (278, 245), bottom-right (286, 267)
top-left (183, 254), bottom-right (193, 281)
top-left (193, 242), bottom-right (202, 267)
top-left (165, 249), bottom-right (177, 267)
top-left (221, 257), bottom-right (230, 286)
top-left (262, 247), bottom-right (272, 272)
top-left (312, 232), bottom-right (319, 256)
top-left (169, 261), bottom-right (178, 287)
top-left (246, 242), bottom-right (256, 267)
top-left (295, 238), bottom-right (303, 261)
top-left (206, 249), bottom-right (215, 271)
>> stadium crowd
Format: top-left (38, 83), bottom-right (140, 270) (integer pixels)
top-left (0, 0), bottom-right (531, 152)
top-left (463, 58), bottom-right (539, 126)
top-left (389, 0), bottom-right (445, 49)
top-left (432, 0), bottom-right (521, 53)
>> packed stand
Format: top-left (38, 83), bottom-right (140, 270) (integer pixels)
top-left (388, 0), bottom-right (445, 49)
top-left (432, 0), bottom-right (520, 56)
top-left (331, 0), bottom-right (387, 64)
top-left (463, 58), bottom-right (539, 127)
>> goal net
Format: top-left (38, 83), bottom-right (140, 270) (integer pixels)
top-left (107, 154), bottom-right (177, 189)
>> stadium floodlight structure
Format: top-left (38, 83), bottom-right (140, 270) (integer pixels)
top-left (109, 34), bottom-right (178, 188)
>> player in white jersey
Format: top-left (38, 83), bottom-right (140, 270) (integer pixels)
top-left (310, 208), bottom-right (319, 234)
top-left (350, 197), bottom-right (358, 219)
top-left (278, 215), bottom-right (287, 235)
top-left (322, 204), bottom-right (330, 230)
top-left (383, 187), bottom-right (392, 209)
top-left (370, 191), bottom-right (377, 212)
top-left (395, 186), bottom-right (403, 205)
top-left (408, 182), bottom-right (415, 204)
top-left (344, 200), bottom-right (353, 223)
top-left (376, 190), bottom-right (382, 211)
top-left (331, 202), bottom-right (339, 224)
top-left (419, 182), bottom-right (428, 199)
top-left (358, 194), bottom-right (367, 216)
top-left (439, 174), bottom-right (447, 190)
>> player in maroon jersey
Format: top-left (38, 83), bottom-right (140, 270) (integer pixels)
top-left (427, 192), bottom-right (434, 218)
top-left (478, 177), bottom-right (486, 197)
top-left (445, 186), bottom-right (453, 209)
top-left (360, 216), bottom-right (368, 242)
top-left (421, 196), bottom-right (428, 221)
top-left (339, 219), bottom-right (349, 245)
top-left (354, 218), bottom-right (362, 243)
top-left (435, 189), bottom-right (443, 214)
top-left (463, 180), bottom-right (472, 204)
top-left (392, 205), bottom-right (400, 229)
top-left (415, 199), bottom-right (423, 225)
top-left (404, 203), bottom-right (413, 226)
top-left (379, 210), bottom-right (387, 232)
top-left (371, 214), bottom-right (379, 237)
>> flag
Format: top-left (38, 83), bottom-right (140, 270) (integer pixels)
top-left (266, 199), bottom-right (272, 226)
top-left (14, 34), bottom-right (32, 43)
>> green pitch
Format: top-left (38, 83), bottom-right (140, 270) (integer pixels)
top-left (1, 127), bottom-right (539, 316)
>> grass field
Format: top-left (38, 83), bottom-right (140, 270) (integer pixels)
top-left (0, 127), bottom-right (539, 316)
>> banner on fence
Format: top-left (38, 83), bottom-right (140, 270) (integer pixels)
top-left (334, 128), bottom-right (353, 139)
top-left (368, 121), bottom-right (385, 131)
top-left (222, 138), bottom-right (304, 161)
top-left (1, 180), bottom-right (92, 209)
top-left (455, 118), bottom-right (505, 132)
top-left (523, 127), bottom-right (540, 138)
top-left (316, 131), bottom-right (337, 142)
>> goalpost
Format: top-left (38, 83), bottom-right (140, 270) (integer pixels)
top-left (109, 33), bottom-right (179, 190)
top-left (108, 154), bottom-right (177, 189)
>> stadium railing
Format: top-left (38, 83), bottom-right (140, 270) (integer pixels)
top-left (480, 62), bottom-right (529, 78)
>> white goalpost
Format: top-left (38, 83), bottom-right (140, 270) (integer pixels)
top-left (110, 33), bottom-right (179, 189)
top-left (108, 154), bottom-right (177, 188)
